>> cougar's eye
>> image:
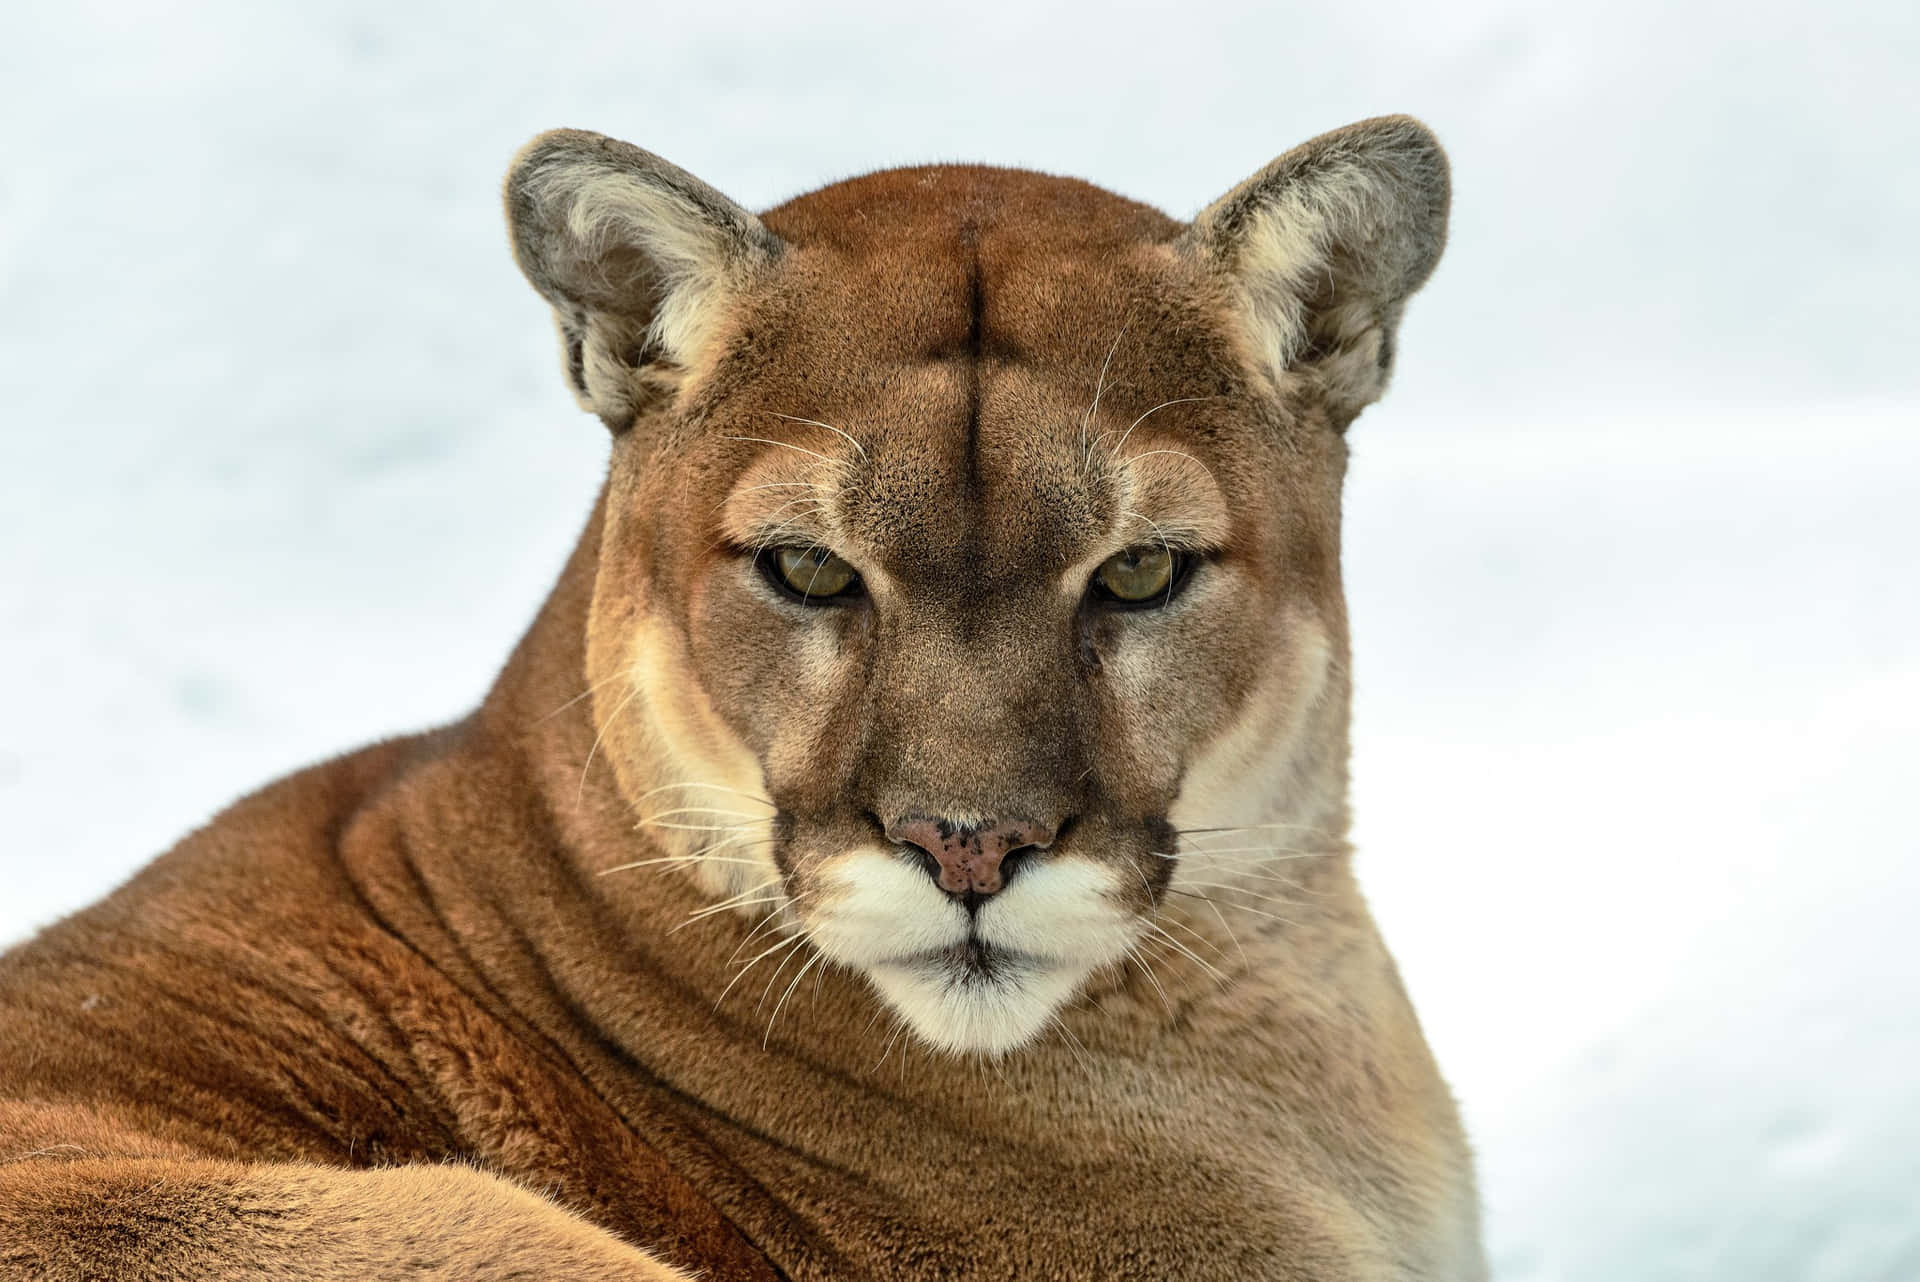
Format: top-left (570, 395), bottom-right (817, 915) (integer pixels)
top-left (758, 545), bottom-right (863, 603)
top-left (1090, 544), bottom-right (1187, 606)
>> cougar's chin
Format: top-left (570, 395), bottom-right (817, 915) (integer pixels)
top-left (868, 951), bottom-right (1094, 1056)
top-left (804, 850), bottom-right (1140, 1056)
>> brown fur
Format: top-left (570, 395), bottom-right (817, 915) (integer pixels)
top-left (0, 117), bottom-right (1483, 1279)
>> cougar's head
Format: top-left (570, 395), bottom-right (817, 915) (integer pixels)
top-left (505, 119), bottom-right (1448, 1054)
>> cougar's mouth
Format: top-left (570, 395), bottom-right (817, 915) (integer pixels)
top-left (876, 937), bottom-right (1028, 977)
top-left (934, 937), bottom-right (1024, 978)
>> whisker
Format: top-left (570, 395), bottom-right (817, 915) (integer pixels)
top-left (1150, 848), bottom-right (1339, 862)
top-left (1045, 1014), bottom-right (1095, 1074)
top-left (1121, 508), bottom-right (1178, 607)
top-left (682, 879), bottom-right (782, 912)
top-left (755, 939), bottom-right (812, 1013)
top-left (1191, 890), bottom-right (1249, 969)
top-left (1120, 448), bottom-right (1219, 486)
top-left (674, 893), bottom-right (785, 931)
top-left (697, 830), bottom-right (779, 850)
top-left (1166, 842), bottom-right (1336, 854)
top-left (872, 1012), bottom-right (910, 1073)
top-left (1155, 909), bottom-right (1230, 960)
top-left (597, 854), bottom-right (767, 876)
top-left (1139, 920), bottom-right (1228, 984)
top-left (1123, 944), bottom-right (1178, 1018)
top-left (726, 907), bottom-right (793, 966)
top-left (577, 681), bottom-right (642, 802)
top-left (529, 668), bottom-right (628, 726)
top-left (764, 949), bottom-right (827, 1047)
top-left (757, 494), bottom-right (832, 524)
top-left (714, 930), bottom-right (806, 1010)
top-left (974, 1044), bottom-right (1013, 1087)
top-left (1166, 888), bottom-right (1307, 929)
top-left (633, 819), bottom-right (762, 833)
top-left (1176, 878), bottom-right (1311, 903)
top-left (669, 878), bottom-right (784, 930)
top-left (723, 435), bottom-right (848, 469)
top-left (768, 413), bottom-right (869, 460)
top-left (732, 485), bottom-right (827, 511)
top-left (1174, 822), bottom-right (1342, 837)
top-left (635, 806), bottom-right (765, 823)
top-left (745, 518), bottom-right (833, 553)
top-left (632, 781), bottom-right (776, 807)
top-left (1104, 397), bottom-right (1215, 459)
top-left (1079, 321), bottom-right (1129, 465)
top-left (743, 504), bottom-right (834, 550)
top-left (1181, 867), bottom-right (1327, 895)
top-left (707, 481), bottom-right (837, 522)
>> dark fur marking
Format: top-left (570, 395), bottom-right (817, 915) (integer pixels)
top-left (1142, 817), bottom-right (1179, 901)
top-left (564, 325), bottom-right (587, 396)
top-left (960, 222), bottom-right (986, 510)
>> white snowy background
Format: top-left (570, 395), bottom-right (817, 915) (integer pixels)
top-left (2, 1), bottom-right (1915, 1277)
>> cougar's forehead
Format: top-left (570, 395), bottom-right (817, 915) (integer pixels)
top-left (694, 165), bottom-right (1253, 583)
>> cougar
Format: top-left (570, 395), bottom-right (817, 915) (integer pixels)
top-left (0, 114), bottom-right (1485, 1280)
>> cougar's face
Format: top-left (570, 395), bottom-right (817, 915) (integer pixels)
top-left (583, 175), bottom-right (1349, 1054)
top-left (510, 118), bottom-right (1444, 1053)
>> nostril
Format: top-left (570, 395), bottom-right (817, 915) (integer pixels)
top-left (898, 837), bottom-right (943, 885)
top-left (997, 843), bottom-right (1039, 889)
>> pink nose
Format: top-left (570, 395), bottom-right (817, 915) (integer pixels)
top-left (884, 816), bottom-right (1056, 897)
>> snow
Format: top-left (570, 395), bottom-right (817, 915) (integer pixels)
top-left (2, 2), bottom-right (1915, 1277)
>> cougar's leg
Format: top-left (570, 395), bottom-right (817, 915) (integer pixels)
top-left (0, 1126), bottom-right (693, 1282)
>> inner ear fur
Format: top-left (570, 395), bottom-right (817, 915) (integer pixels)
top-left (1183, 114), bottom-right (1450, 427)
top-left (504, 129), bottom-right (784, 428)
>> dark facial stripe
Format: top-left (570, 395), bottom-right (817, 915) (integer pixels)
top-left (960, 221), bottom-right (985, 509)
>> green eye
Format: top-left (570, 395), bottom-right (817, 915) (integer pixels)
top-left (761, 545), bottom-right (862, 602)
top-left (1091, 544), bottom-right (1185, 605)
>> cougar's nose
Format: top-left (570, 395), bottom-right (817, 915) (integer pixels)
top-left (884, 816), bottom-right (1058, 900)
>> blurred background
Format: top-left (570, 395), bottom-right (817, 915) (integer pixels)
top-left (2, 1), bottom-right (1914, 1277)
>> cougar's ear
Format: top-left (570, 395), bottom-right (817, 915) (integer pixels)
top-left (1182, 115), bottom-right (1449, 428)
top-left (504, 129), bottom-right (784, 428)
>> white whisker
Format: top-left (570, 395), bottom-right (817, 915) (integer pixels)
top-left (768, 413), bottom-right (869, 460)
top-left (674, 892), bottom-right (785, 931)
top-left (597, 854), bottom-right (766, 876)
top-left (1175, 822), bottom-right (1342, 838)
top-left (715, 930), bottom-right (806, 1010)
top-left (725, 904), bottom-right (797, 965)
top-left (632, 781), bottom-right (776, 807)
top-left (755, 938), bottom-right (812, 1014)
top-left (1105, 396), bottom-right (1214, 459)
top-left (1156, 909), bottom-right (1230, 960)
top-left (1121, 448), bottom-right (1219, 485)
top-left (1191, 890), bottom-right (1249, 969)
top-left (723, 435), bottom-right (848, 468)
top-left (1150, 848), bottom-right (1339, 861)
top-left (577, 681), bottom-right (642, 802)
top-left (633, 819), bottom-right (761, 833)
top-left (1045, 1013), bottom-right (1095, 1074)
top-left (764, 949), bottom-right (827, 1046)
top-left (1140, 920), bottom-right (1229, 984)
top-left (635, 806), bottom-right (764, 823)
top-left (1124, 944), bottom-right (1179, 1018)
top-left (1080, 321), bottom-right (1129, 465)
top-left (530, 668), bottom-right (628, 727)
top-left (1166, 888), bottom-right (1307, 929)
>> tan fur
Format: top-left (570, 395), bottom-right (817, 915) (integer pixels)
top-left (0, 116), bottom-right (1484, 1279)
